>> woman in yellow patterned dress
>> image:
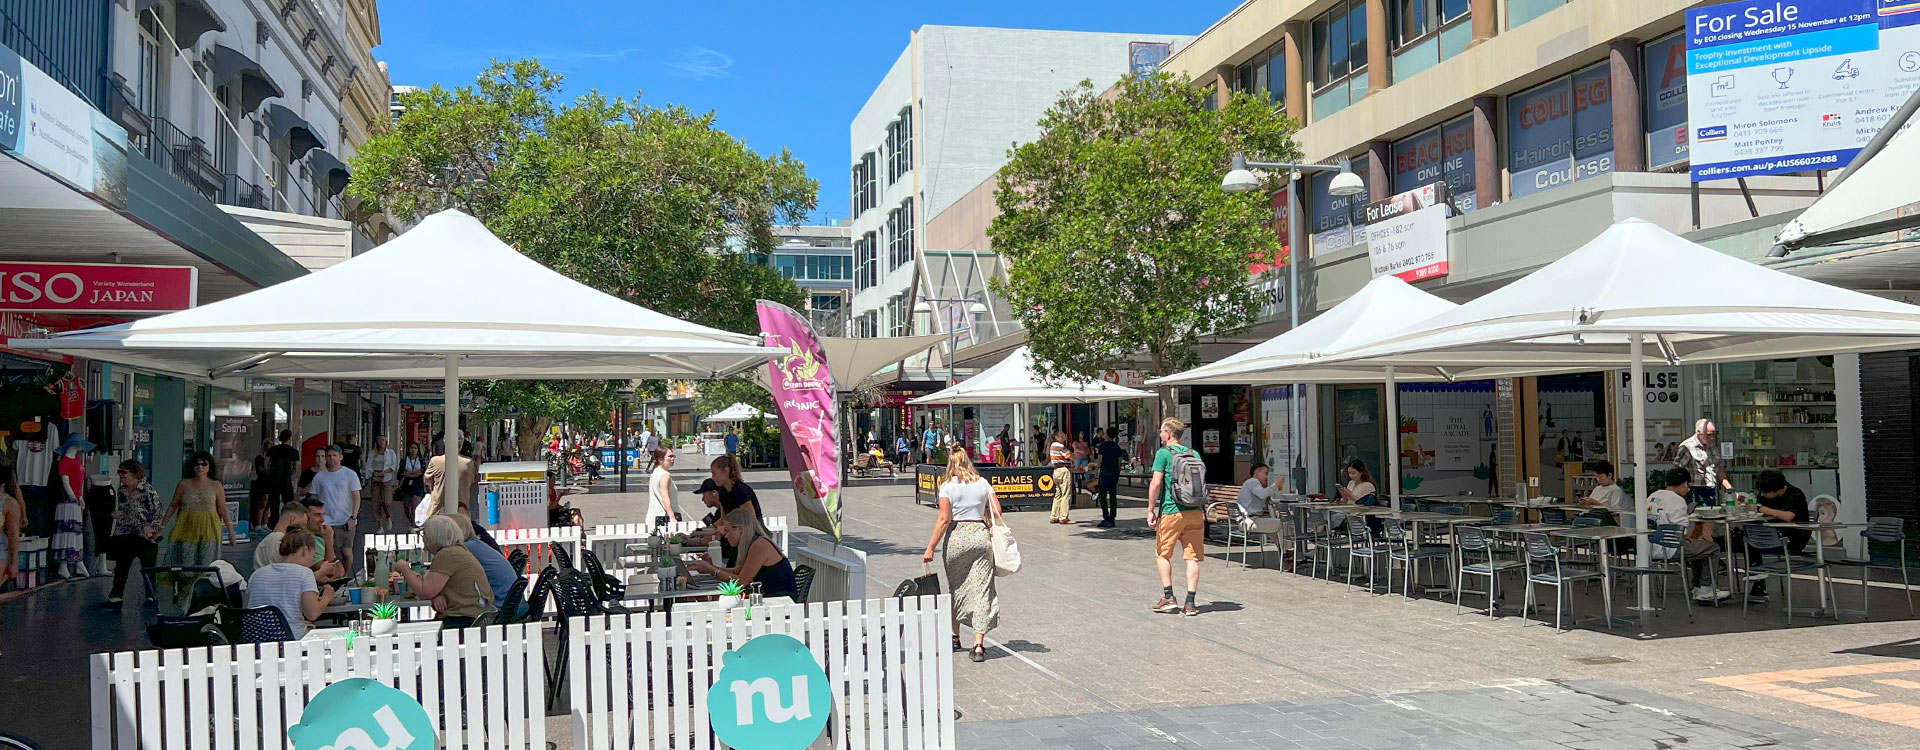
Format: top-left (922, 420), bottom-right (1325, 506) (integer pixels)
top-left (158, 451), bottom-right (233, 569)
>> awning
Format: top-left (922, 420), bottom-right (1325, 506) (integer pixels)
top-left (305, 149), bottom-right (349, 197)
top-left (1775, 122), bottom-right (1920, 249)
top-left (908, 346), bottom-right (1151, 405)
top-left (207, 44), bottom-right (282, 113)
top-left (266, 103), bottom-right (326, 160)
top-left (137, 0), bottom-right (225, 45)
top-left (704, 403), bottom-right (774, 423)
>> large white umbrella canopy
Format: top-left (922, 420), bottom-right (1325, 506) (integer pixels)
top-left (10, 210), bottom-right (782, 381)
top-left (1775, 121), bottom-right (1920, 247)
top-left (704, 402), bottom-right (773, 423)
top-left (906, 346), bottom-right (1152, 405)
top-left (748, 333), bottom-right (946, 392)
top-left (11, 209), bottom-right (783, 514)
top-left (1308, 219), bottom-right (1920, 370)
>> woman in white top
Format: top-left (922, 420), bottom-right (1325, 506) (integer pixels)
top-left (369, 436), bottom-right (401, 532)
top-left (645, 448), bottom-right (680, 527)
top-left (1335, 460), bottom-right (1378, 505)
top-left (922, 448), bottom-right (1002, 663)
top-left (245, 528), bottom-right (336, 638)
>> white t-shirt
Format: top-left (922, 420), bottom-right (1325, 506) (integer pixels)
top-left (1236, 478), bottom-right (1277, 516)
top-left (1648, 488), bottom-right (1691, 560)
top-left (367, 448), bottom-right (398, 483)
top-left (246, 563), bottom-right (318, 638)
top-left (1589, 483), bottom-right (1626, 511)
top-left (645, 465), bottom-right (677, 524)
top-left (1346, 481), bottom-right (1377, 502)
top-left (310, 467), bottom-right (362, 526)
top-left (12, 425), bottom-right (55, 485)
top-left (940, 478), bottom-right (993, 522)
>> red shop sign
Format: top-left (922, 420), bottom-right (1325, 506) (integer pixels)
top-left (0, 262), bottom-right (197, 314)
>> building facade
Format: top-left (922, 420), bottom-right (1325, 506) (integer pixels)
top-left (769, 224), bottom-right (855, 336)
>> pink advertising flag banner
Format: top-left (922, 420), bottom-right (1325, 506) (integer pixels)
top-left (756, 300), bottom-right (843, 542)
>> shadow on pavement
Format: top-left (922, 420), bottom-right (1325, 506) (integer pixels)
top-left (1838, 637), bottom-right (1920, 659)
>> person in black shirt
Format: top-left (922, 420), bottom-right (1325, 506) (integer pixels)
top-left (1746, 469), bottom-right (1811, 601)
top-left (336, 433), bottom-right (364, 475)
top-left (263, 430), bottom-right (300, 518)
top-left (1095, 426), bottom-right (1127, 527)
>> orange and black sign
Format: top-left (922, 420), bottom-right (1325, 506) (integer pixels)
top-left (915, 464), bottom-right (1058, 507)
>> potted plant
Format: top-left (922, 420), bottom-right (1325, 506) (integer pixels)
top-left (359, 577), bottom-right (378, 605)
top-left (367, 602), bottom-right (401, 636)
top-left (715, 580), bottom-right (745, 610)
top-left (668, 534), bottom-right (685, 556)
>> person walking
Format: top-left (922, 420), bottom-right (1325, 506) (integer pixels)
top-left (263, 430), bottom-right (299, 519)
top-left (1147, 418), bottom-right (1203, 617)
top-left (922, 448), bottom-right (1002, 663)
top-left (922, 423), bottom-right (941, 465)
top-left (309, 445), bottom-right (363, 576)
top-left (158, 451), bottom-right (234, 570)
top-left (645, 448), bottom-right (680, 526)
top-left (400, 443), bottom-right (427, 524)
top-left (367, 436), bottom-right (400, 532)
top-left (1095, 426), bottom-right (1126, 527)
top-left (0, 462), bottom-right (18, 652)
top-left (1047, 430), bottom-right (1074, 525)
top-left (106, 460), bottom-right (161, 605)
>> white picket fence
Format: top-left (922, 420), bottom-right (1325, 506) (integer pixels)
top-left (568, 594), bottom-right (955, 750)
top-left (88, 623), bottom-right (547, 749)
top-left (370, 525), bottom-right (585, 579)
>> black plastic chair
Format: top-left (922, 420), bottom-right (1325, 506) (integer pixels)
top-left (1540, 507), bottom-right (1572, 525)
top-left (793, 565), bottom-right (817, 604)
top-left (507, 549), bottom-right (528, 577)
top-left (581, 548), bottom-right (626, 602)
top-left (142, 566), bottom-right (226, 648)
top-left (548, 542), bottom-right (577, 573)
top-left (523, 566), bottom-right (556, 622)
top-left (219, 605), bottom-right (298, 643)
top-left (496, 576), bottom-right (530, 624)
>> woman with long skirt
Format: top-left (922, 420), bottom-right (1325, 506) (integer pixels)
top-left (922, 448), bottom-right (1003, 663)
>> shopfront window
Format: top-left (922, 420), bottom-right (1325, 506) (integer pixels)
top-left (1507, 0), bottom-right (1572, 30)
top-left (1717, 358), bottom-right (1838, 496)
top-left (1308, 153), bottom-right (1371, 255)
top-left (1506, 63), bottom-right (1613, 201)
top-left (1390, 113), bottom-right (1477, 213)
top-left (1536, 374), bottom-right (1607, 501)
top-left (1395, 382), bottom-right (1499, 498)
top-left (1329, 385), bottom-right (1383, 493)
top-left (1642, 32), bottom-right (1690, 171)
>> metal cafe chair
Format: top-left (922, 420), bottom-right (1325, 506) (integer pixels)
top-left (1519, 532), bottom-right (1603, 631)
top-left (1346, 520), bottom-right (1390, 594)
top-left (1613, 524), bottom-right (1694, 620)
top-left (1743, 525), bottom-right (1824, 625)
top-left (1828, 516), bottom-right (1915, 619)
top-left (1455, 525), bottom-right (1523, 619)
top-left (1384, 518), bottom-right (1451, 600)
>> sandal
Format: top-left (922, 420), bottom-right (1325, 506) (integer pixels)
top-left (969, 645), bottom-right (986, 663)
top-left (952, 635), bottom-right (964, 652)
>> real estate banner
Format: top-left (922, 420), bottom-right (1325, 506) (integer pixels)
top-left (1364, 183), bottom-right (1450, 282)
top-left (0, 41), bottom-right (129, 207)
top-left (758, 299), bottom-right (843, 542)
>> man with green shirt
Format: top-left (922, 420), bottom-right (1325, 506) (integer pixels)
top-left (1147, 417), bottom-right (1202, 616)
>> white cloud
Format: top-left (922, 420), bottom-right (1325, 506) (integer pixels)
top-left (671, 48), bottom-right (734, 80)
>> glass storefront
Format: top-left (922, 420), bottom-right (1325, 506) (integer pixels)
top-left (1715, 357), bottom-right (1840, 497)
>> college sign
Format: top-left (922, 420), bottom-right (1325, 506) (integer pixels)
top-left (0, 262), bottom-right (195, 314)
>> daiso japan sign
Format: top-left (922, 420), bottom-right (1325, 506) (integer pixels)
top-left (0, 262), bottom-right (195, 314)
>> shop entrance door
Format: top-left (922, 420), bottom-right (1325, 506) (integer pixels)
top-left (1330, 385), bottom-right (1384, 496)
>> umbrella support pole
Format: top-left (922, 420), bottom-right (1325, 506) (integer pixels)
top-left (1631, 335), bottom-right (1651, 619)
top-left (445, 353), bottom-right (461, 515)
top-left (1386, 366), bottom-right (1399, 511)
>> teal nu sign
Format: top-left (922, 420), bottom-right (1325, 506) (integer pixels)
top-left (707, 633), bottom-right (832, 749)
top-left (288, 678), bottom-right (437, 750)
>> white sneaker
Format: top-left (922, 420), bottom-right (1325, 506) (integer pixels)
top-left (1693, 586), bottom-right (1732, 602)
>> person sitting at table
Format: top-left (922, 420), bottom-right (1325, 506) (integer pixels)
top-left (388, 514), bottom-right (493, 627)
top-left (1743, 470), bottom-right (1811, 602)
top-left (1578, 460), bottom-right (1626, 512)
top-left (246, 528), bottom-right (337, 638)
top-left (1334, 460), bottom-right (1377, 505)
top-left (253, 502), bottom-right (334, 574)
top-left (1235, 463), bottom-right (1285, 542)
top-left (688, 505), bottom-right (796, 599)
top-left (1649, 468), bottom-right (1730, 603)
top-left (451, 512), bottom-right (519, 615)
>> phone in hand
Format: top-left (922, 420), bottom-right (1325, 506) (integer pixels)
top-left (323, 577), bottom-right (354, 590)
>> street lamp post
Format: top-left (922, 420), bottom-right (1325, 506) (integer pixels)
top-left (1221, 154), bottom-right (1364, 493)
top-left (913, 297), bottom-right (990, 447)
top-left (616, 385), bottom-right (635, 492)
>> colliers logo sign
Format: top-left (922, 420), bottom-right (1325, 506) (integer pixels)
top-left (708, 634), bottom-right (832, 749)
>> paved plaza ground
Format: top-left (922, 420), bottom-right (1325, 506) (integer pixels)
top-left (9, 455), bottom-right (1920, 748)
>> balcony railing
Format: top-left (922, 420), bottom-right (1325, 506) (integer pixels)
top-left (220, 174), bottom-right (270, 210)
top-left (132, 116), bottom-right (222, 202)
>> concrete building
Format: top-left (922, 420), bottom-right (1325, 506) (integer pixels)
top-left (768, 224), bottom-right (855, 336)
top-left (846, 25), bottom-right (1189, 357)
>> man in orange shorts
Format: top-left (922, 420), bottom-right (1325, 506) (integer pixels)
top-left (1147, 417), bottom-right (1203, 616)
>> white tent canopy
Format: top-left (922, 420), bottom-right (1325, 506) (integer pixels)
top-left (11, 210), bottom-right (782, 382)
top-left (749, 333), bottom-right (946, 392)
top-left (1776, 121), bottom-right (1920, 246)
top-left (906, 346), bottom-right (1152, 406)
top-left (704, 402), bottom-right (773, 423)
top-left (1309, 219), bottom-right (1920, 371)
top-left (11, 209), bottom-right (783, 515)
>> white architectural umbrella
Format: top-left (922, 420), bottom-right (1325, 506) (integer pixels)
top-left (748, 333), bottom-right (946, 392)
top-left (1306, 218), bottom-right (1920, 610)
top-left (704, 402), bottom-right (774, 423)
top-left (11, 209), bottom-right (782, 513)
top-left (906, 346), bottom-right (1151, 405)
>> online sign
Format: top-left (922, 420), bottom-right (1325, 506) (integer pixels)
top-left (0, 261), bottom-right (196, 314)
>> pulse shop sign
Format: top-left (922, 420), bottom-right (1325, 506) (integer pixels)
top-left (0, 262), bottom-right (195, 314)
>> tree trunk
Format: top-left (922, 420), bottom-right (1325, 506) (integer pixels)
top-left (515, 416), bottom-right (552, 462)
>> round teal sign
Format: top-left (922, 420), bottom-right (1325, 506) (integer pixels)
top-left (287, 677), bottom-right (437, 750)
top-left (707, 633), bottom-right (832, 750)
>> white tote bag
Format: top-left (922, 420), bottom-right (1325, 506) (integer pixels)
top-left (990, 517), bottom-right (1022, 576)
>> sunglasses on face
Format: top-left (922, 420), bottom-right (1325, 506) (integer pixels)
top-left (194, 461), bottom-right (211, 467)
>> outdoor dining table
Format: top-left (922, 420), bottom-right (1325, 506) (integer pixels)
top-left (1547, 525), bottom-right (1648, 630)
top-left (1689, 511), bottom-right (1771, 598)
top-left (1766, 521), bottom-right (1867, 619)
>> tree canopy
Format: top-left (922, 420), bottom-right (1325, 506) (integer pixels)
top-left (988, 72), bottom-right (1301, 398)
top-left (347, 59), bottom-right (815, 450)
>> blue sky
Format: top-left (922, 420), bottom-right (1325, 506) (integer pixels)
top-left (374, 1), bottom-right (1237, 224)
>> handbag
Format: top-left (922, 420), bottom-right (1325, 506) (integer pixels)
top-left (991, 517), bottom-right (1022, 576)
top-left (894, 563), bottom-right (942, 598)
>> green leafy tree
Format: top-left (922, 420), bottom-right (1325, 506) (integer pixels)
top-left (989, 72), bottom-right (1301, 411)
top-left (348, 60), bottom-right (814, 451)
top-left (469, 380), bottom-right (618, 460)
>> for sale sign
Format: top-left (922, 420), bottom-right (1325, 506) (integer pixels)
top-left (0, 262), bottom-right (195, 314)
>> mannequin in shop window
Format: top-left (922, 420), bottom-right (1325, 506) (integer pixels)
top-left (52, 433), bottom-right (93, 578)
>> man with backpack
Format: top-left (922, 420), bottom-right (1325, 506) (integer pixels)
top-left (1147, 417), bottom-right (1207, 616)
